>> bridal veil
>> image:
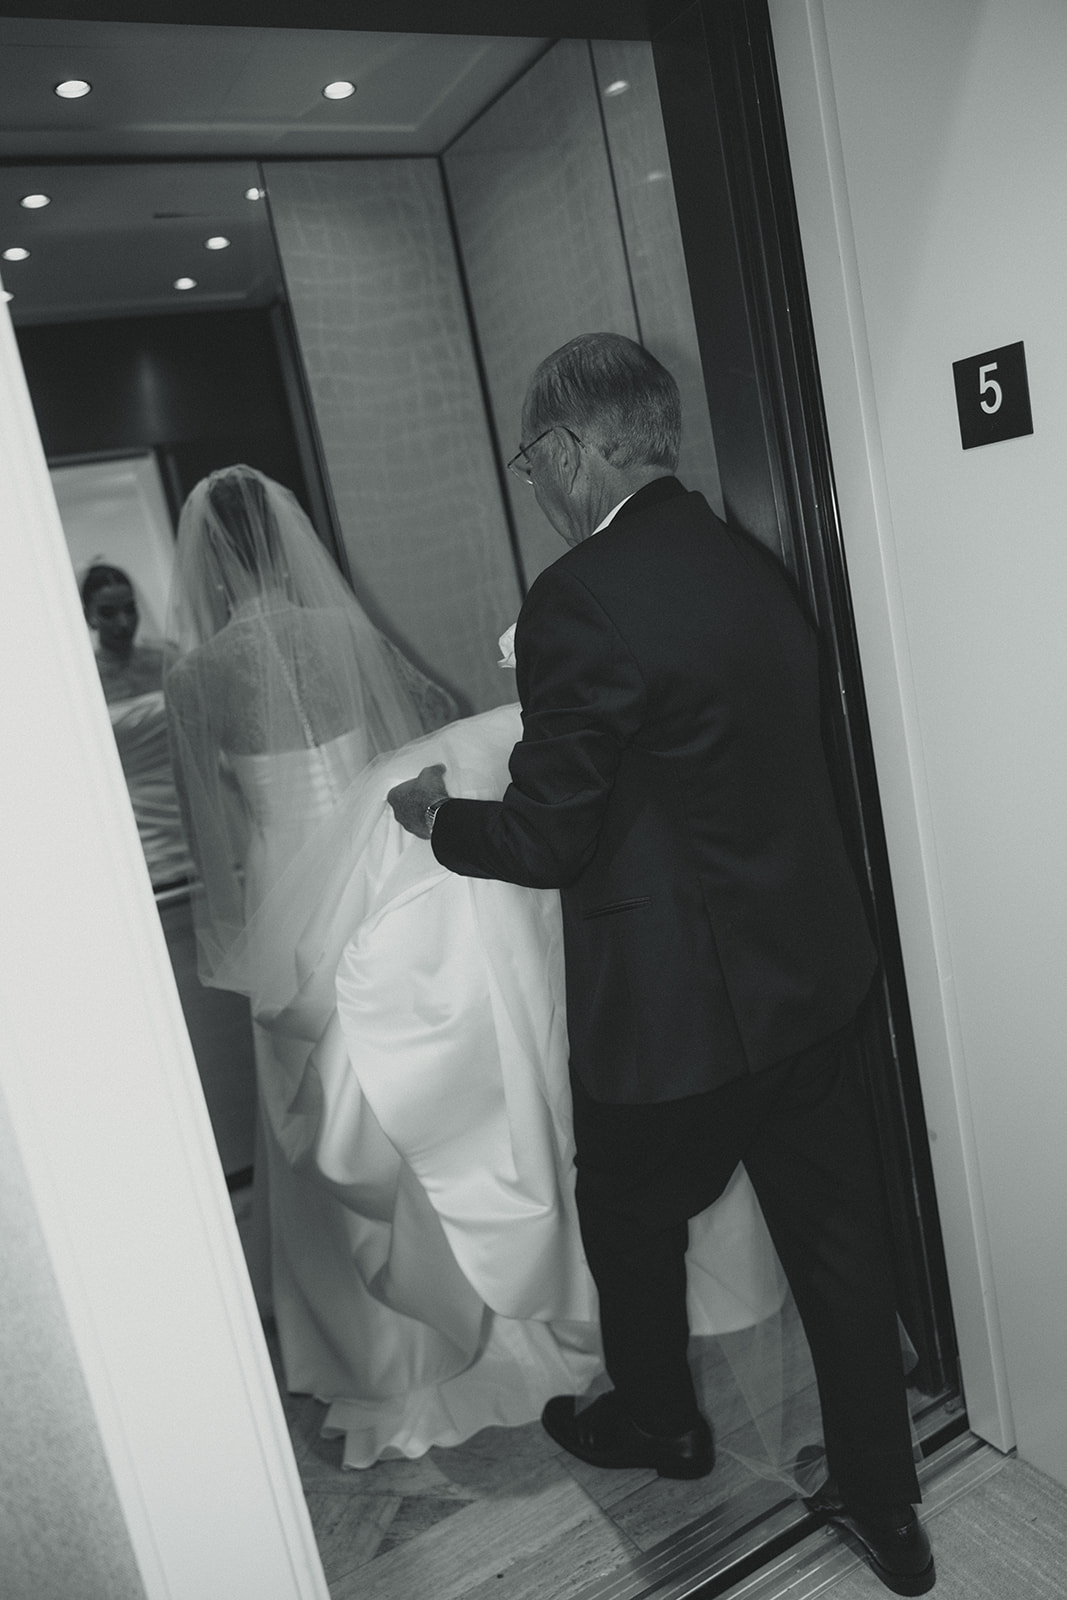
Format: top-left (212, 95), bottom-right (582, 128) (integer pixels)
top-left (164, 463), bottom-right (452, 989)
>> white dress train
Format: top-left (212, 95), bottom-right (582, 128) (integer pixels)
top-left (233, 703), bottom-right (785, 1468)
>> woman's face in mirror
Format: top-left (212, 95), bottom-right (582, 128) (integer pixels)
top-left (86, 583), bottom-right (139, 658)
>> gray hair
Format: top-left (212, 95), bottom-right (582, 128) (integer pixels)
top-left (522, 332), bottom-right (681, 472)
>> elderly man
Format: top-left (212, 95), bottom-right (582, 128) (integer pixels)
top-left (388, 333), bottom-right (933, 1596)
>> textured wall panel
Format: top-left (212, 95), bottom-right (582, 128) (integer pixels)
top-left (264, 159), bottom-right (522, 714)
top-left (444, 41), bottom-right (639, 586)
top-left (592, 40), bottom-right (724, 517)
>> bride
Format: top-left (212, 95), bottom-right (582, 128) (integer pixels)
top-left (164, 466), bottom-right (785, 1469)
top-left (82, 561), bottom-right (193, 890)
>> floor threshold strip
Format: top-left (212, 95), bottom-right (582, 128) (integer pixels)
top-left (570, 1421), bottom-right (999, 1600)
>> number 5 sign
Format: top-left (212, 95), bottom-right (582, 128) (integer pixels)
top-left (953, 340), bottom-right (1033, 449)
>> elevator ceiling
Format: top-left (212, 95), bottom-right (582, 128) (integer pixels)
top-left (0, 18), bottom-right (549, 323)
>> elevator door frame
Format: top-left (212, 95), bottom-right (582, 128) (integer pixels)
top-left (648, 1), bottom-right (959, 1403)
top-left (0, 5), bottom-right (979, 1599)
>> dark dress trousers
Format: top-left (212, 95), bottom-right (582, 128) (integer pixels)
top-left (432, 477), bottom-right (919, 1503)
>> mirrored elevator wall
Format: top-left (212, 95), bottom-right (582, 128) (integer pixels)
top-left (265, 39), bottom-right (722, 716)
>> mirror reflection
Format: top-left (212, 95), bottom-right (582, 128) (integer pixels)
top-left (6, 154), bottom-right (314, 1183)
top-left (77, 480), bottom-right (192, 892)
top-left (0, 22), bottom-right (849, 1599)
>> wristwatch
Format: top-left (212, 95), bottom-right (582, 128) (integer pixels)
top-left (425, 795), bottom-right (450, 836)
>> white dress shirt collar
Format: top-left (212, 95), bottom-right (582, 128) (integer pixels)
top-left (592, 493), bottom-right (636, 535)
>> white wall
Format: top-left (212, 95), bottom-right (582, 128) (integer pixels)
top-left (0, 304), bottom-right (328, 1599)
top-left (0, 1076), bottom-right (147, 1600)
top-left (771, 0), bottom-right (1067, 1484)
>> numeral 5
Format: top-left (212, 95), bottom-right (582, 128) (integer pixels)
top-left (979, 362), bottom-right (1003, 414)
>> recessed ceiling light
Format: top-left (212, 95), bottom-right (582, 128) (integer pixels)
top-left (55, 79), bottom-right (92, 99)
top-left (174, 277), bottom-right (197, 291)
top-left (245, 187), bottom-right (265, 202)
top-left (2, 247), bottom-right (30, 262)
top-left (20, 193), bottom-right (51, 210)
top-left (205, 236), bottom-right (231, 251)
top-left (322, 80), bottom-right (356, 100)
top-left (604, 79), bottom-right (630, 97)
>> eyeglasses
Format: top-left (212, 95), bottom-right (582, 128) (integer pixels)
top-left (506, 425), bottom-right (583, 485)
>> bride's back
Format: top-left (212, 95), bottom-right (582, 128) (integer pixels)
top-left (173, 601), bottom-right (371, 756)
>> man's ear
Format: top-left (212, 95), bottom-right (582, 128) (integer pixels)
top-left (555, 427), bottom-right (584, 492)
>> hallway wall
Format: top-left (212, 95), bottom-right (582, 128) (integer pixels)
top-left (770, 0), bottom-right (1067, 1485)
top-left (0, 1079), bottom-right (147, 1600)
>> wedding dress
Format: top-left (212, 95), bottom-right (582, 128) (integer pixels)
top-left (108, 688), bottom-right (194, 889)
top-left (164, 466), bottom-right (786, 1469)
top-left (209, 701), bottom-right (784, 1467)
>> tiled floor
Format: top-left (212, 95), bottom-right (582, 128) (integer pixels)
top-left (236, 1178), bottom-right (953, 1600)
top-left (262, 1298), bottom-right (830, 1600)
top-left (725, 1439), bottom-right (1067, 1600)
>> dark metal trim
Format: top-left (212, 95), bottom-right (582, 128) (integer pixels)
top-left (0, 0), bottom-right (656, 37)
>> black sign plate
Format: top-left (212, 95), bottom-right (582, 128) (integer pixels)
top-left (953, 340), bottom-right (1032, 450)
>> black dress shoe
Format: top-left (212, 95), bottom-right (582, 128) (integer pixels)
top-left (542, 1391), bottom-right (714, 1479)
top-left (805, 1481), bottom-right (935, 1595)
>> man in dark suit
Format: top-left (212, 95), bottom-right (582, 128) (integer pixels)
top-left (388, 334), bottom-right (934, 1596)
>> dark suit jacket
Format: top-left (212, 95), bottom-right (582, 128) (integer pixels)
top-left (432, 477), bottom-right (875, 1103)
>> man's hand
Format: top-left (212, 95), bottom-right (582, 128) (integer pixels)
top-left (387, 763), bottom-right (449, 839)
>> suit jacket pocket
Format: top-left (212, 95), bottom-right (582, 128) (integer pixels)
top-left (580, 896), bottom-right (651, 920)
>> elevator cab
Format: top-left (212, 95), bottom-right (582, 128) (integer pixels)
top-left (0, 5), bottom-right (970, 1597)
